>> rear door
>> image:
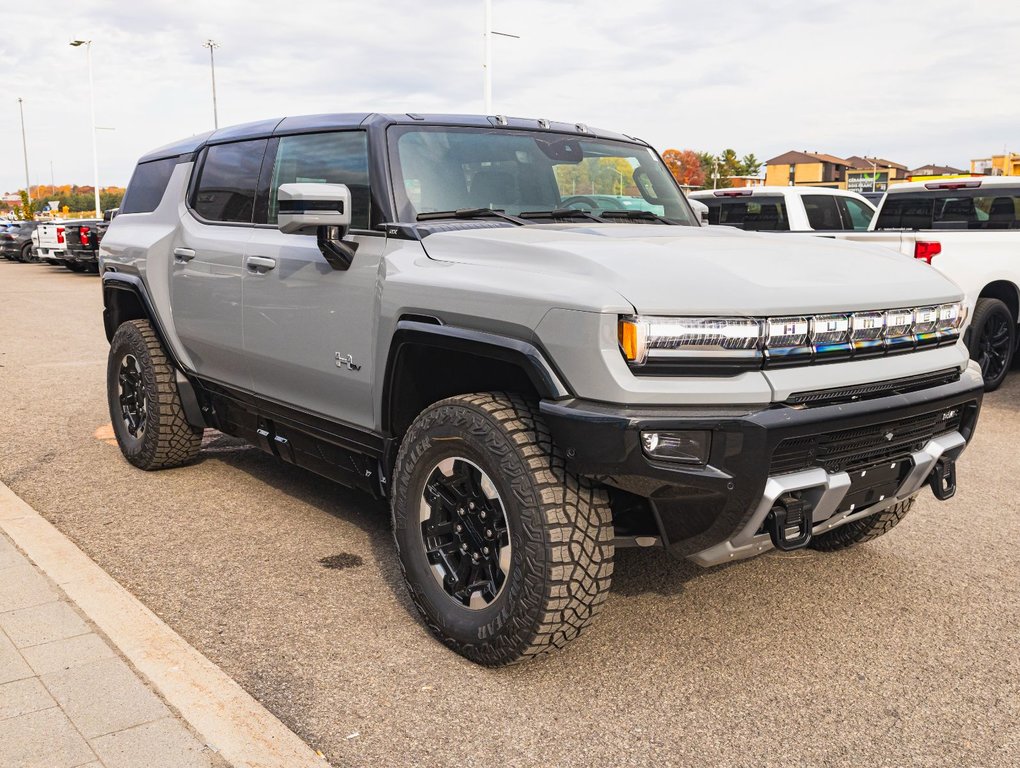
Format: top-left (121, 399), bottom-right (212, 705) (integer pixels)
top-left (242, 130), bottom-right (380, 429)
top-left (170, 139), bottom-right (267, 388)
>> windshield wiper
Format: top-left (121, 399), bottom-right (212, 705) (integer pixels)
top-left (599, 210), bottom-right (677, 225)
top-left (517, 209), bottom-right (605, 223)
top-left (416, 208), bottom-right (525, 225)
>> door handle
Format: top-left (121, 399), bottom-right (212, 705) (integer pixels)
top-left (173, 247), bottom-right (196, 263)
top-left (246, 255), bottom-right (277, 272)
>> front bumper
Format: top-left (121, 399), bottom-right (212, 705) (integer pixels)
top-left (540, 364), bottom-right (983, 563)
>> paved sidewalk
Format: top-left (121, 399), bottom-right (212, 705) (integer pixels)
top-left (0, 530), bottom-right (224, 768)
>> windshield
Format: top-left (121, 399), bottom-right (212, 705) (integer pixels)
top-left (388, 126), bottom-right (696, 225)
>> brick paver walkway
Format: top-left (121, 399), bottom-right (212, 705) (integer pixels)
top-left (0, 530), bottom-right (223, 768)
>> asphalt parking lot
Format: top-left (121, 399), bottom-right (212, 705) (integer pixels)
top-left (1, 260), bottom-right (1018, 767)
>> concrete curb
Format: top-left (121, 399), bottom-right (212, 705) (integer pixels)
top-left (0, 482), bottom-right (327, 768)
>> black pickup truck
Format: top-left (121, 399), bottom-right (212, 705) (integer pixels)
top-left (63, 209), bottom-right (118, 273)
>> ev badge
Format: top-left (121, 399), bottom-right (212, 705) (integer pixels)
top-left (884, 431), bottom-right (895, 442)
top-left (335, 353), bottom-right (362, 372)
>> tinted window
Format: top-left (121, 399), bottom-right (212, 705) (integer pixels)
top-left (266, 132), bottom-right (370, 229)
top-left (803, 195), bottom-right (842, 230)
top-left (121, 157), bottom-right (177, 214)
top-left (703, 195), bottom-right (790, 231)
top-left (192, 140), bottom-right (267, 223)
top-left (876, 187), bottom-right (1020, 230)
top-left (837, 197), bottom-right (875, 230)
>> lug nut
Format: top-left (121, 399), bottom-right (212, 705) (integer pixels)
top-left (457, 507), bottom-right (465, 516)
top-left (455, 524), bottom-right (463, 533)
top-left (482, 546), bottom-right (490, 555)
top-left (479, 510), bottom-right (487, 519)
top-left (460, 543), bottom-right (468, 551)
top-left (468, 502), bottom-right (476, 510)
top-left (472, 552), bottom-right (480, 562)
top-left (485, 529), bottom-right (493, 538)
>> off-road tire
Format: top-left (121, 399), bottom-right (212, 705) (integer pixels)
top-left (107, 320), bottom-right (202, 470)
top-left (808, 496), bottom-right (915, 552)
top-left (967, 297), bottom-right (1015, 392)
top-left (391, 392), bottom-right (614, 666)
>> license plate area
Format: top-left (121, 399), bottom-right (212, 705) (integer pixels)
top-left (835, 456), bottom-right (912, 515)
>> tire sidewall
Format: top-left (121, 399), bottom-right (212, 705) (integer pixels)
top-left (107, 324), bottom-right (160, 468)
top-left (969, 299), bottom-right (1015, 391)
top-left (392, 403), bottom-right (545, 651)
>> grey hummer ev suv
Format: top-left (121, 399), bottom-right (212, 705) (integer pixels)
top-left (100, 113), bottom-right (983, 666)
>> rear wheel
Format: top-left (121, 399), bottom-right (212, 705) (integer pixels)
top-left (808, 496), bottom-right (914, 552)
top-left (18, 243), bottom-right (32, 262)
top-left (391, 392), bottom-right (614, 666)
top-left (967, 297), bottom-right (1015, 391)
top-left (106, 320), bottom-right (202, 470)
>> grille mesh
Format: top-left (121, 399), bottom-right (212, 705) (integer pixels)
top-left (770, 407), bottom-right (965, 475)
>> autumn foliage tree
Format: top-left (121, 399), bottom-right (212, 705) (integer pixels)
top-left (661, 149), bottom-right (705, 187)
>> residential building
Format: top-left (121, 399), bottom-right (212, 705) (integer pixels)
top-left (971, 153), bottom-right (1020, 176)
top-left (910, 164), bottom-right (969, 178)
top-left (843, 156), bottom-right (910, 193)
top-left (764, 151), bottom-right (852, 187)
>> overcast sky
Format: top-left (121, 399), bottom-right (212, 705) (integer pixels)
top-left (2, 0), bottom-right (1019, 193)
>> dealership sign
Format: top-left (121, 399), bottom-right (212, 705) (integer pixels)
top-left (847, 171), bottom-right (889, 193)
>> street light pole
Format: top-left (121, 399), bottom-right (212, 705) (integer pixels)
top-left (70, 40), bottom-right (101, 217)
top-left (482, 1), bottom-right (519, 114)
top-left (17, 98), bottom-right (31, 207)
top-left (203, 39), bottom-right (220, 129)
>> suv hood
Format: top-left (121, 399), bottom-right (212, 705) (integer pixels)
top-left (416, 224), bottom-right (961, 315)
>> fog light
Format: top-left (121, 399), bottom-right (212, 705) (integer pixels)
top-left (640, 430), bottom-right (711, 464)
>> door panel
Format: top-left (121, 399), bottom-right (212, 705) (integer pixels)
top-left (242, 230), bottom-right (382, 428)
top-left (170, 217), bottom-right (253, 388)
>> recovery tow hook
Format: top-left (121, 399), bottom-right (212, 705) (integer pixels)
top-left (765, 495), bottom-right (813, 551)
top-left (928, 456), bottom-right (958, 501)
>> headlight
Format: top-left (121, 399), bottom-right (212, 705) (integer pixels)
top-left (619, 300), bottom-right (965, 370)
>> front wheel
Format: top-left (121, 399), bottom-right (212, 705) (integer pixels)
top-left (107, 320), bottom-right (202, 470)
top-left (808, 497), bottom-right (915, 552)
top-left (391, 392), bottom-right (614, 666)
top-left (967, 297), bottom-right (1015, 391)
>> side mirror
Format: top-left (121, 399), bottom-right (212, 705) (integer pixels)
top-left (277, 183), bottom-right (352, 234)
top-left (277, 182), bottom-right (358, 270)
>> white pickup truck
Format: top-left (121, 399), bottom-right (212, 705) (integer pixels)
top-left (32, 220), bottom-right (68, 265)
top-left (689, 186), bottom-right (876, 232)
top-left (817, 176), bottom-right (1020, 391)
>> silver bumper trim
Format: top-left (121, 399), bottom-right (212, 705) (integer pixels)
top-left (688, 430), bottom-right (966, 567)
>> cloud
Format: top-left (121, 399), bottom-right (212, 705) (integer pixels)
top-left (2, 0), bottom-right (1019, 193)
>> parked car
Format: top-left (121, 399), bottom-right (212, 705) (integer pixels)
top-left (689, 186), bottom-right (876, 231)
top-left (0, 220), bottom-right (38, 262)
top-left (860, 191), bottom-right (886, 206)
top-left (811, 176), bottom-right (1020, 390)
top-left (63, 217), bottom-right (109, 272)
top-left (100, 113), bottom-right (982, 666)
top-left (32, 220), bottom-right (68, 265)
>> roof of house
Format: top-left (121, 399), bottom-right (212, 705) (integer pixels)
top-left (844, 155), bottom-right (909, 171)
top-left (909, 164), bottom-right (968, 175)
top-left (765, 150), bottom-right (852, 167)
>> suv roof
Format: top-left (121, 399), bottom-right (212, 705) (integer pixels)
top-left (138, 113), bottom-right (642, 164)
top-left (689, 185), bottom-right (870, 200)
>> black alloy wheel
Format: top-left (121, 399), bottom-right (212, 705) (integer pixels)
top-left (968, 297), bottom-right (1015, 392)
top-left (117, 354), bottom-right (148, 440)
top-left (419, 457), bottom-right (511, 609)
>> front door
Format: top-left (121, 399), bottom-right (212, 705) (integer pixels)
top-left (242, 130), bottom-right (378, 429)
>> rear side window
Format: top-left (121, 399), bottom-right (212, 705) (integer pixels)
top-left (704, 195), bottom-right (790, 231)
top-left (265, 131), bottom-right (371, 229)
top-left (121, 157), bottom-right (177, 214)
top-left (837, 197), bottom-right (875, 230)
top-left (802, 195), bottom-right (842, 230)
top-left (191, 140), bottom-right (268, 224)
top-left (876, 188), bottom-right (1020, 230)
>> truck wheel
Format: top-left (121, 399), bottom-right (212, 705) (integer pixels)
top-left (19, 243), bottom-right (32, 262)
top-left (391, 392), bottom-right (614, 666)
top-left (808, 496), bottom-right (914, 552)
top-left (967, 297), bottom-right (1015, 391)
top-left (106, 320), bottom-right (202, 470)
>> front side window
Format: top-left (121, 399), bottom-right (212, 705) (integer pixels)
top-left (191, 139), bottom-right (267, 224)
top-left (703, 196), bottom-right (790, 231)
top-left (389, 127), bottom-right (696, 225)
top-left (267, 131), bottom-right (371, 229)
top-left (837, 197), bottom-right (875, 230)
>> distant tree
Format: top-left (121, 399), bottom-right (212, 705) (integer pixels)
top-left (16, 190), bottom-right (36, 221)
top-left (661, 149), bottom-right (705, 187)
top-left (741, 153), bottom-right (762, 175)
